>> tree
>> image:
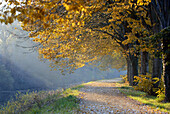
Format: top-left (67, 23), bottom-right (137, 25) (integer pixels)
top-left (0, 0), bottom-right (169, 101)
top-left (0, 64), bottom-right (14, 90)
top-left (90, 51), bottom-right (126, 71)
top-left (0, 0), bottom-right (152, 84)
top-left (148, 0), bottom-right (170, 102)
top-left (0, 24), bottom-right (13, 65)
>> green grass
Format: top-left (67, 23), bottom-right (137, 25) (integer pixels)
top-left (120, 86), bottom-right (147, 96)
top-left (0, 88), bottom-right (81, 114)
top-left (116, 79), bottom-right (125, 83)
top-left (71, 84), bottom-right (85, 90)
top-left (2, 78), bottom-right (169, 113)
top-left (118, 84), bottom-right (170, 113)
top-left (25, 95), bottom-right (79, 114)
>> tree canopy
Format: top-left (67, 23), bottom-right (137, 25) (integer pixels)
top-left (0, 0), bottom-right (154, 69)
top-left (0, 0), bottom-right (170, 102)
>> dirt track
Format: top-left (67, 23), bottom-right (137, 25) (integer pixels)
top-left (77, 79), bottom-right (168, 114)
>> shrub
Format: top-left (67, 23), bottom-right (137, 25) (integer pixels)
top-left (0, 90), bottom-right (62, 113)
top-left (120, 75), bottom-right (128, 83)
top-left (156, 79), bottom-right (165, 102)
top-left (133, 74), bottom-right (159, 95)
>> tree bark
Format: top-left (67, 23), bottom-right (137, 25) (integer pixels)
top-left (126, 54), bottom-right (138, 86)
top-left (132, 55), bottom-right (138, 86)
top-left (152, 57), bottom-right (162, 79)
top-left (126, 57), bottom-right (133, 80)
top-left (151, 56), bottom-right (162, 96)
top-left (126, 57), bottom-right (132, 85)
top-left (127, 58), bottom-right (130, 82)
top-left (162, 30), bottom-right (170, 102)
top-left (141, 51), bottom-right (148, 75)
top-left (149, 0), bottom-right (170, 102)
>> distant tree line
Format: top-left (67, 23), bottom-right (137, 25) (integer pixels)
top-left (0, 55), bottom-right (47, 91)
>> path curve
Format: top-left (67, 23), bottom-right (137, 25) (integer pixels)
top-left (77, 78), bottom-right (168, 114)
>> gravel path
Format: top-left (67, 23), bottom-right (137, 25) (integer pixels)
top-left (77, 79), bottom-right (168, 114)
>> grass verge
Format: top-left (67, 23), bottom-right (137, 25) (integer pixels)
top-left (71, 84), bottom-right (85, 90)
top-left (118, 83), bottom-right (170, 113)
top-left (0, 87), bottom-right (83, 114)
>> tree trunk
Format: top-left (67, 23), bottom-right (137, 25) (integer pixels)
top-left (127, 58), bottom-right (130, 82)
top-left (151, 56), bottom-right (162, 95)
top-left (149, 0), bottom-right (170, 102)
top-left (126, 57), bottom-right (132, 81)
top-left (126, 54), bottom-right (138, 86)
top-left (132, 55), bottom-right (138, 86)
top-left (126, 57), bottom-right (132, 84)
top-left (152, 57), bottom-right (162, 79)
top-left (141, 51), bottom-right (148, 75)
top-left (162, 31), bottom-right (170, 102)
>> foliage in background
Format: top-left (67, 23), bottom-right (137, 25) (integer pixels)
top-left (120, 75), bottom-right (128, 83)
top-left (156, 79), bottom-right (165, 102)
top-left (91, 52), bottom-right (127, 71)
top-left (0, 65), bottom-right (14, 91)
top-left (133, 75), bottom-right (159, 95)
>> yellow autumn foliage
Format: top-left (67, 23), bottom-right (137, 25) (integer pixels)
top-left (133, 74), bottom-right (159, 95)
top-left (0, 0), bottom-right (154, 72)
top-left (156, 79), bottom-right (165, 99)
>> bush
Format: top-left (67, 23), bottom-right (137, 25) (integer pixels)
top-left (120, 75), bottom-right (128, 83)
top-left (156, 79), bottom-right (165, 102)
top-left (0, 90), bottom-right (62, 113)
top-left (133, 74), bottom-right (159, 95)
